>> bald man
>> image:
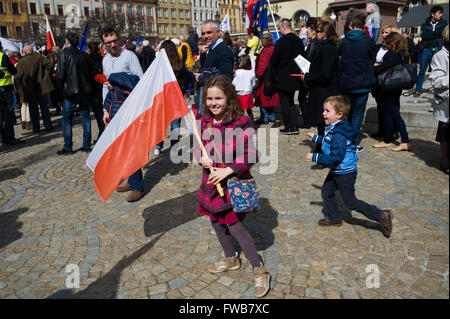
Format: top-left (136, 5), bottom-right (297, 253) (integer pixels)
top-left (269, 18), bottom-right (305, 135)
top-left (15, 46), bottom-right (54, 133)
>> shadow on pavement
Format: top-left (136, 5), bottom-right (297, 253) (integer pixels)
top-left (0, 167), bottom-right (25, 182)
top-left (248, 197), bottom-right (279, 253)
top-left (0, 207), bottom-right (27, 250)
top-left (47, 233), bottom-right (163, 299)
top-left (408, 137), bottom-right (443, 172)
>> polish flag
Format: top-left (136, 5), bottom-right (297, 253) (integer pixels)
top-left (45, 15), bottom-right (55, 52)
top-left (86, 50), bottom-right (189, 201)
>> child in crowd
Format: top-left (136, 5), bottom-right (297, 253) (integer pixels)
top-left (305, 95), bottom-right (393, 238)
top-left (232, 55), bottom-right (256, 122)
top-left (196, 75), bottom-right (271, 298)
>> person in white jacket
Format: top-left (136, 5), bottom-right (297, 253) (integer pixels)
top-left (430, 25), bottom-right (449, 174)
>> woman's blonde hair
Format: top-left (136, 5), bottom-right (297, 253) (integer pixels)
top-left (382, 25), bottom-right (400, 34)
top-left (202, 75), bottom-right (244, 118)
top-left (443, 25), bottom-right (449, 43)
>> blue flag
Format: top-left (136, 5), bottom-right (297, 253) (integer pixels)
top-left (79, 22), bottom-right (88, 51)
top-left (248, 0), bottom-right (268, 37)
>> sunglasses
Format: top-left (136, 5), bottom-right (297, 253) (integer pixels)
top-left (316, 30), bottom-right (324, 33)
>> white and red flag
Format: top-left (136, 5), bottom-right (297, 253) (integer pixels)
top-left (45, 15), bottom-right (55, 51)
top-left (86, 50), bottom-right (189, 201)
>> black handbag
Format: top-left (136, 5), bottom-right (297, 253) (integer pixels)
top-left (263, 64), bottom-right (277, 97)
top-left (377, 56), bottom-right (417, 91)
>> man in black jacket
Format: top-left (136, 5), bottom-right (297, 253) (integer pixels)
top-left (270, 18), bottom-right (304, 135)
top-left (187, 26), bottom-right (199, 56)
top-left (55, 30), bottom-right (94, 155)
top-left (141, 40), bottom-right (155, 72)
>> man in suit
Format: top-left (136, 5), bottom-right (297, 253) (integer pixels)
top-left (194, 20), bottom-right (234, 85)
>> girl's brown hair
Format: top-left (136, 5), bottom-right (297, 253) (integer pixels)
top-left (202, 75), bottom-right (244, 118)
top-left (319, 21), bottom-right (338, 45)
top-left (160, 40), bottom-right (183, 71)
top-left (384, 32), bottom-right (409, 55)
top-left (239, 55), bottom-right (252, 70)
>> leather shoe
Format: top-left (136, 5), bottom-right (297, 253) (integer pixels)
top-left (127, 190), bottom-right (145, 202)
top-left (318, 218), bottom-right (343, 227)
top-left (117, 184), bottom-right (132, 192)
top-left (56, 149), bottom-right (73, 155)
top-left (379, 210), bottom-right (393, 238)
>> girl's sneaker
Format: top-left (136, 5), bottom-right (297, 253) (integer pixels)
top-left (208, 253), bottom-right (240, 273)
top-left (253, 265), bottom-right (271, 298)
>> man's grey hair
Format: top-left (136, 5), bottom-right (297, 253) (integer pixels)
top-left (366, 3), bottom-right (380, 12)
top-left (201, 20), bottom-right (220, 30)
top-left (6, 50), bottom-right (15, 57)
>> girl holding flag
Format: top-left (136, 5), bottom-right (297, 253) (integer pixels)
top-left (196, 75), bottom-right (271, 298)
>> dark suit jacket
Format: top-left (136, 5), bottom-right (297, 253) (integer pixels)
top-left (198, 41), bottom-right (234, 85)
top-left (269, 33), bottom-right (304, 92)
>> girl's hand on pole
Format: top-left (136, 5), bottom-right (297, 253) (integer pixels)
top-left (200, 155), bottom-right (213, 169)
top-left (208, 167), bottom-right (234, 185)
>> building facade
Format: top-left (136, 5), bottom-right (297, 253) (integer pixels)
top-left (219, 0), bottom-right (242, 33)
top-left (191, 0), bottom-right (219, 35)
top-left (156, 0), bottom-right (191, 40)
top-left (0, 0), bottom-right (29, 39)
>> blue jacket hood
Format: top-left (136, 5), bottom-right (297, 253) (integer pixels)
top-left (332, 120), bottom-right (360, 144)
top-left (344, 30), bottom-right (367, 41)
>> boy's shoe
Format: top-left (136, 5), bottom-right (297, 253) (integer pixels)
top-left (153, 148), bottom-right (161, 155)
top-left (127, 190), bottom-right (145, 202)
top-left (117, 184), bottom-right (132, 192)
top-left (208, 253), bottom-right (240, 273)
top-left (56, 149), bottom-right (73, 155)
top-left (318, 218), bottom-right (343, 227)
top-left (413, 91), bottom-right (421, 98)
top-left (379, 210), bottom-right (393, 238)
top-left (253, 265), bottom-right (271, 298)
top-left (356, 145), bottom-right (364, 153)
top-left (280, 127), bottom-right (293, 135)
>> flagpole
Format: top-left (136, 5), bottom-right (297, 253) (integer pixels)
top-left (267, 0), bottom-right (279, 38)
top-left (186, 111), bottom-right (225, 198)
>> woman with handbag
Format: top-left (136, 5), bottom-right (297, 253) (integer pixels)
top-left (196, 75), bottom-right (270, 298)
top-left (254, 32), bottom-right (279, 124)
top-left (372, 32), bottom-right (410, 152)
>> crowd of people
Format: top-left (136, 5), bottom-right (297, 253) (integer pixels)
top-left (0, 3), bottom-right (448, 298)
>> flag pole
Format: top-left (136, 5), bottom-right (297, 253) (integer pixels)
top-left (186, 111), bottom-right (225, 197)
top-left (267, 0), bottom-right (279, 38)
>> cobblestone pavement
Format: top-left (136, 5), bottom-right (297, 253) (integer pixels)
top-left (0, 114), bottom-right (448, 299)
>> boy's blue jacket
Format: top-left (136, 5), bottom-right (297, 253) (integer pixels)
top-left (103, 72), bottom-right (140, 119)
top-left (311, 120), bottom-right (359, 174)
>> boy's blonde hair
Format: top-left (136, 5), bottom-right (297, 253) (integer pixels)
top-left (324, 95), bottom-right (351, 120)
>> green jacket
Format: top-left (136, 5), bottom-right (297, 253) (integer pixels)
top-left (421, 17), bottom-right (448, 50)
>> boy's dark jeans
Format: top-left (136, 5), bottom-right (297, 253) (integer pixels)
top-left (321, 171), bottom-right (382, 222)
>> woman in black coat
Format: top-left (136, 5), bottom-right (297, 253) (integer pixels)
top-left (372, 32), bottom-right (410, 152)
top-left (303, 21), bottom-right (340, 151)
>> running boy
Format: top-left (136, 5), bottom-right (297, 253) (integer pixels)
top-left (305, 95), bottom-right (393, 238)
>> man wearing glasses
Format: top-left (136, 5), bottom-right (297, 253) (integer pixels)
top-left (100, 28), bottom-right (145, 203)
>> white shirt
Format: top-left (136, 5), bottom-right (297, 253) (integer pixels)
top-left (102, 49), bottom-right (143, 102)
top-left (232, 69), bottom-right (256, 95)
top-left (376, 46), bottom-right (389, 63)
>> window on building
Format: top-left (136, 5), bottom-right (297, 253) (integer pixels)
top-left (172, 25), bottom-right (176, 35)
top-left (127, 4), bottom-right (132, 15)
top-left (170, 0), bottom-right (174, 3)
top-left (95, 7), bottom-right (100, 16)
top-left (185, 10), bottom-right (189, 19)
top-left (58, 4), bottom-right (64, 15)
top-left (164, 25), bottom-right (168, 34)
top-left (156, 8), bottom-right (160, 18)
top-left (15, 26), bottom-right (22, 37)
top-left (106, 3), bottom-right (112, 12)
top-left (32, 23), bottom-right (39, 35)
top-left (0, 2), bottom-right (4, 14)
top-left (186, 0), bottom-right (189, 4)
top-left (137, 5), bottom-right (142, 15)
top-left (200, 12), bottom-right (202, 21)
top-left (117, 3), bottom-right (122, 13)
top-left (180, 25), bottom-right (184, 35)
top-left (179, 0), bottom-right (182, 3)
top-left (158, 25), bottom-right (162, 33)
top-left (84, 7), bottom-right (89, 17)
top-left (148, 7), bottom-right (152, 16)
top-left (179, 10), bottom-right (183, 19)
top-left (163, 8), bottom-right (167, 18)
top-left (11, 2), bottom-right (19, 15)
top-left (171, 9), bottom-right (175, 18)
top-left (44, 3), bottom-right (50, 15)
top-left (29, 3), bottom-right (37, 14)
top-left (149, 23), bottom-right (153, 33)
top-left (0, 26), bottom-right (7, 37)
top-left (194, 12), bottom-right (197, 21)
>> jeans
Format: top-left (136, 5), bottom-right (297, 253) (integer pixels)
top-left (156, 118), bottom-right (182, 149)
top-left (62, 94), bottom-right (91, 151)
top-left (128, 169), bottom-right (144, 192)
top-left (321, 171), bottom-right (382, 222)
top-left (91, 93), bottom-right (105, 138)
top-left (279, 90), bottom-right (298, 129)
top-left (347, 92), bottom-right (369, 133)
top-left (0, 87), bottom-right (16, 143)
top-left (28, 96), bottom-right (53, 132)
top-left (379, 93), bottom-right (409, 144)
top-left (416, 48), bottom-right (434, 93)
top-left (260, 107), bottom-right (275, 122)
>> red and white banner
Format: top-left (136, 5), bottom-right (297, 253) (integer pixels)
top-left (86, 50), bottom-right (189, 201)
top-left (45, 15), bottom-right (55, 51)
